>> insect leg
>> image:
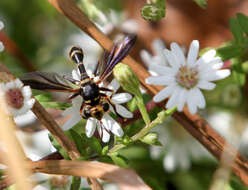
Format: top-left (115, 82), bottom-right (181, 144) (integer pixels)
top-left (68, 92), bottom-right (80, 100)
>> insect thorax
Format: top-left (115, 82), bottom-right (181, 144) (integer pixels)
top-left (80, 80), bottom-right (100, 105)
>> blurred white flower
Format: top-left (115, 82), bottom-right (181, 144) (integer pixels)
top-left (0, 20), bottom-right (4, 52)
top-left (62, 69), bottom-right (133, 143)
top-left (145, 40), bottom-right (231, 114)
top-left (96, 10), bottom-right (138, 35)
top-left (150, 121), bottom-right (211, 172)
top-left (0, 79), bottom-right (35, 116)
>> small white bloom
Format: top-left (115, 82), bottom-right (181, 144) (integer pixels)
top-left (145, 40), bottom-right (231, 114)
top-left (62, 68), bottom-right (133, 142)
top-left (0, 78), bottom-right (35, 116)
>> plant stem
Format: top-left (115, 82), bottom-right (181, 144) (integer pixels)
top-left (70, 176), bottom-right (81, 190)
top-left (108, 108), bottom-right (176, 154)
top-left (135, 93), bottom-right (150, 125)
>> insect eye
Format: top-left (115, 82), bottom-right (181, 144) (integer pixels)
top-left (103, 103), bottom-right (109, 112)
top-left (83, 109), bottom-right (91, 118)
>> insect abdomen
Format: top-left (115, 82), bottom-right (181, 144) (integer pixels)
top-left (69, 46), bottom-right (88, 79)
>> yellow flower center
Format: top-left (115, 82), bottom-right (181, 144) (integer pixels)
top-left (176, 65), bottom-right (199, 89)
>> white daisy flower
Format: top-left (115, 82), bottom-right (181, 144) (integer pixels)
top-left (145, 40), bottom-right (231, 114)
top-left (0, 20), bottom-right (4, 52)
top-left (62, 69), bottom-right (133, 143)
top-left (0, 78), bottom-right (35, 117)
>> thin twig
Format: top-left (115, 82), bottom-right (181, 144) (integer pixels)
top-left (45, 0), bottom-right (248, 186)
top-left (0, 31), bottom-right (36, 72)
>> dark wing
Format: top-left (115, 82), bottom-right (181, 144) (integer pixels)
top-left (96, 34), bottom-right (137, 82)
top-left (20, 71), bottom-right (78, 92)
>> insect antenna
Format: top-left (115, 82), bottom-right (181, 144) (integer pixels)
top-left (69, 46), bottom-right (89, 80)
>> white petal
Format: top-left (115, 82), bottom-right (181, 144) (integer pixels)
top-left (195, 50), bottom-right (216, 65)
top-left (101, 128), bottom-right (111, 143)
top-left (115, 104), bottom-right (133, 118)
top-left (195, 88), bottom-right (206, 109)
top-left (177, 88), bottom-right (187, 111)
top-left (148, 64), bottom-right (176, 76)
top-left (62, 107), bottom-right (74, 116)
top-left (111, 93), bottom-right (132, 104)
top-left (152, 39), bottom-right (166, 55)
top-left (140, 50), bottom-right (152, 67)
top-left (0, 21), bottom-right (4, 30)
top-left (0, 42), bottom-right (4, 52)
top-left (163, 153), bottom-right (176, 172)
top-left (198, 57), bottom-right (222, 71)
top-left (146, 76), bottom-right (175, 86)
top-left (153, 85), bottom-right (175, 102)
top-left (171, 42), bottom-right (186, 66)
top-left (163, 49), bottom-right (180, 69)
top-left (5, 81), bottom-right (15, 90)
top-left (201, 69), bottom-right (230, 81)
top-left (62, 114), bottom-right (81, 131)
top-left (197, 80), bottom-right (216, 90)
top-left (22, 86), bottom-right (32, 100)
top-left (108, 79), bottom-right (120, 93)
top-left (186, 88), bottom-right (198, 114)
top-left (102, 114), bottom-right (124, 137)
top-left (166, 86), bottom-right (181, 109)
top-left (187, 40), bottom-right (199, 66)
top-left (85, 118), bottom-right (97, 137)
top-left (26, 98), bottom-right (35, 109)
top-left (72, 69), bottom-right (80, 80)
top-left (15, 79), bottom-right (24, 88)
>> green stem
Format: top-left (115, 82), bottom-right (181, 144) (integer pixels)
top-left (108, 108), bottom-right (176, 154)
top-left (70, 176), bottom-right (81, 190)
top-left (135, 93), bottom-right (150, 125)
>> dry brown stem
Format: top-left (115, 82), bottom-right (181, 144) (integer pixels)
top-left (29, 160), bottom-right (151, 190)
top-left (45, 0), bottom-right (248, 185)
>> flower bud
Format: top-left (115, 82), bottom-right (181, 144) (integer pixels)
top-left (140, 132), bottom-right (161, 146)
top-left (113, 63), bottom-right (141, 96)
top-left (141, 0), bottom-right (166, 22)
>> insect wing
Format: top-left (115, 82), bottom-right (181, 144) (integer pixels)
top-left (21, 71), bottom-right (77, 92)
top-left (98, 34), bottom-right (137, 81)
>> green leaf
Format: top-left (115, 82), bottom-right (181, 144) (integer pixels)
top-left (40, 101), bottom-right (72, 110)
top-left (230, 17), bottom-right (244, 44)
top-left (82, 134), bottom-right (102, 155)
top-left (102, 145), bottom-right (109, 156)
top-left (69, 130), bottom-right (88, 157)
top-left (232, 70), bottom-right (246, 86)
top-left (35, 93), bottom-right (53, 102)
top-left (216, 44), bottom-right (243, 61)
top-left (193, 0), bottom-right (207, 9)
top-left (110, 153), bottom-right (129, 168)
top-left (237, 13), bottom-right (248, 35)
top-left (48, 134), bottom-right (70, 160)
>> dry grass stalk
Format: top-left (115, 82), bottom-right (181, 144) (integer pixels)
top-left (0, 96), bottom-right (33, 190)
top-left (45, 0), bottom-right (248, 186)
top-left (29, 159), bottom-right (152, 190)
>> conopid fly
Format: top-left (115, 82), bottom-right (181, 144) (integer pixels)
top-left (21, 35), bottom-right (136, 123)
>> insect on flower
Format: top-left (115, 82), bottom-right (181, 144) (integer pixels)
top-left (21, 35), bottom-right (136, 138)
